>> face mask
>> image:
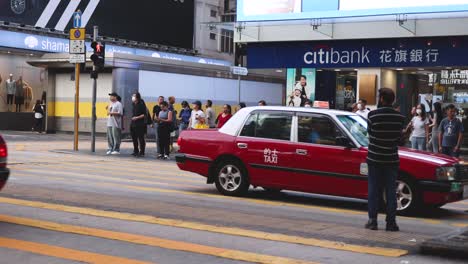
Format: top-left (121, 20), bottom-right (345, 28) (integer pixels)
top-left (357, 104), bottom-right (363, 110)
top-left (416, 109), bottom-right (422, 115)
top-left (305, 104), bottom-right (311, 108)
top-left (132, 96), bottom-right (136, 102)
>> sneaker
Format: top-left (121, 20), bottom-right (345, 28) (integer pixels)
top-left (157, 154), bottom-right (163, 159)
top-left (386, 222), bottom-right (400, 232)
top-left (164, 155), bottom-right (169, 160)
top-left (106, 151), bottom-right (112, 155)
top-left (111, 151), bottom-right (120, 155)
top-left (131, 152), bottom-right (138, 156)
top-left (365, 220), bottom-right (378, 230)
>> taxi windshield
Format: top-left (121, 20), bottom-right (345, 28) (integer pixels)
top-left (337, 115), bottom-right (369, 147)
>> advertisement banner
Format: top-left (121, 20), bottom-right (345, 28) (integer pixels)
top-left (237, 0), bottom-right (468, 22)
top-left (286, 68), bottom-right (315, 107)
top-left (247, 37), bottom-right (468, 69)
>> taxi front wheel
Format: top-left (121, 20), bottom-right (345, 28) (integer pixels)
top-left (383, 176), bottom-right (421, 215)
top-left (214, 160), bottom-right (249, 196)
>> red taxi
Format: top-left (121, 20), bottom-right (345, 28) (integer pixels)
top-left (176, 107), bottom-right (468, 214)
top-left (0, 134), bottom-right (9, 191)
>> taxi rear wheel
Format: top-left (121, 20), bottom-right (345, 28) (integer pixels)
top-left (214, 160), bottom-right (249, 196)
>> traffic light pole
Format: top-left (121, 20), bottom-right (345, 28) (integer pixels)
top-left (73, 63), bottom-right (80, 151)
top-left (91, 26), bottom-right (98, 153)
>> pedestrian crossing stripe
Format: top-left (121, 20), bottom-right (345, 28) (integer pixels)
top-left (0, 197), bottom-right (408, 258)
top-left (0, 213), bottom-right (318, 264)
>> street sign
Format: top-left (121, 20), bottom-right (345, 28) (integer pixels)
top-left (69, 54), bottom-right (85, 64)
top-left (73, 11), bottom-right (82, 28)
top-left (69, 28), bottom-right (86, 55)
top-left (231, 66), bottom-right (248, 76)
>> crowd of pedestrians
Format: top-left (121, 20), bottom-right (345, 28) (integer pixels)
top-left (105, 92), bottom-right (258, 159)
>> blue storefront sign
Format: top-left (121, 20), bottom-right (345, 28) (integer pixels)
top-left (247, 37), bottom-right (468, 69)
top-left (0, 29), bottom-right (231, 66)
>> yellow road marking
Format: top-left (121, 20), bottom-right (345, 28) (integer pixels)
top-left (13, 169), bottom-right (204, 190)
top-left (12, 171), bottom-right (457, 227)
top-left (0, 236), bottom-right (151, 264)
top-left (0, 197), bottom-right (408, 257)
top-left (452, 223), bottom-right (468, 228)
top-left (0, 214), bottom-right (317, 264)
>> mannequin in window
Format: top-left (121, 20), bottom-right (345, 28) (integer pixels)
top-left (15, 76), bottom-right (25, 112)
top-left (24, 81), bottom-right (33, 111)
top-left (6, 74), bottom-right (16, 112)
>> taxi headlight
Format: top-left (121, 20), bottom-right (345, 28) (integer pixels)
top-left (436, 167), bottom-right (456, 181)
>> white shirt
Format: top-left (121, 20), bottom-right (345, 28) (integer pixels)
top-left (107, 101), bottom-right (123, 128)
top-left (206, 107), bottom-right (216, 128)
top-left (356, 109), bottom-right (370, 119)
top-left (411, 116), bottom-right (429, 138)
top-left (190, 110), bottom-right (204, 129)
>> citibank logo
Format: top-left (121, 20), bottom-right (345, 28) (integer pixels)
top-left (24, 36), bottom-right (39, 49)
top-left (304, 47), bottom-right (370, 65)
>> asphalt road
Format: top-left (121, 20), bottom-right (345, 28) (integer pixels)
top-left (0, 131), bottom-right (467, 264)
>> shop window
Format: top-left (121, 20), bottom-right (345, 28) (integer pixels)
top-left (210, 10), bottom-right (217, 17)
top-left (209, 33), bottom-right (216, 40)
top-left (220, 29), bottom-right (234, 54)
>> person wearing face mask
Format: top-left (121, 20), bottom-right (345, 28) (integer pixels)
top-left (406, 104), bottom-right (430, 151)
top-left (355, 99), bottom-right (370, 119)
top-left (216, 104), bottom-right (233, 128)
top-left (131, 93), bottom-right (147, 157)
top-left (304, 100), bottom-right (312, 108)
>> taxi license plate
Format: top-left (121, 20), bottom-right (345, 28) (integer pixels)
top-left (464, 185), bottom-right (468, 199)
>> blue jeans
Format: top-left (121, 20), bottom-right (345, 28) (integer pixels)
top-left (411, 137), bottom-right (426, 151)
top-left (442, 147), bottom-right (460, 158)
top-left (367, 164), bottom-right (398, 223)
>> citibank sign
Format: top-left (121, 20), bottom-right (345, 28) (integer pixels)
top-left (304, 47), bottom-right (371, 65)
top-left (247, 37), bottom-right (468, 69)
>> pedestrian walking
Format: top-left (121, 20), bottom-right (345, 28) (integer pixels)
top-left (131, 93), bottom-right (147, 157)
top-left (152, 96), bottom-right (164, 154)
top-left (355, 99), bottom-right (370, 119)
top-left (188, 100), bottom-right (204, 129)
top-left (178, 101), bottom-right (191, 135)
top-left (366, 88), bottom-right (405, 232)
top-left (439, 104), bottom-right (464, 157)
top-left (106, 92), bottom-right (123, 155)
top-left (430, 102), bottom-right (443, 153)
top-left (32, 100), bottom-right (44, 133)
top-left (205, 100), bottom-right (216, 128)
top-left (216, 104), bottom-right (232, 128)
top-left (406, 104), bottom-right (430, 151)
top-left (155, 101), bottom-right (173, 160)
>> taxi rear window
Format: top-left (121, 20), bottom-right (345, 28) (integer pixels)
top-left (240, 112), bottom-right (292, 141)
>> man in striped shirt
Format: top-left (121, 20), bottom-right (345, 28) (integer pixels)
top-left (366, 88), bottom-right (405, 232)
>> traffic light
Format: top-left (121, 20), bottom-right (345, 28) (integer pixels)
top-left (90, 41), bottom-right (105, 69)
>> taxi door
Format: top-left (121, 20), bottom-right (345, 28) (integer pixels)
top-left (291, 113), bottom-right (368, 198)
top-left (235, 111), bottom-right (298, 188)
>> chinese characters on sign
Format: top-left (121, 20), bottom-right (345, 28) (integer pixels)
top-left (379, 49), bottom-right (439, 64)
top-left (440, 69), bottom-right (468, 85)
top-left (264, 148), bottom-right (279, 164)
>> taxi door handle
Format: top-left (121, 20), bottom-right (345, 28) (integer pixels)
top-left (296, 149), bottom-right (308, 155)
top-left (237, 143), bottom-right (248, 149)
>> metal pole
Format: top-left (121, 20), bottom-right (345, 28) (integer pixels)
top-left (91, 26), bottom-right (98, 152)
top-left (237, 64), bottom-right (241, 104)
top-left (237, 75), bottom-right (241, 104)
top-left (73, 63), bottom-right (80, 151)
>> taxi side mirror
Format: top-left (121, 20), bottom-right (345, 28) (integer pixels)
top-left (336, 136), bottom-right (354, 148)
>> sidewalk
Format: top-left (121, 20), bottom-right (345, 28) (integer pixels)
top-left (420, 228), bottom-right (468, 258)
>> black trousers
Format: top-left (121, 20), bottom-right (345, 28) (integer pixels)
top-left (131, 126), bottom-right (146, 154)
top-left (7, 94), bottom-right (14, 105)
top-left (34, 118), bottom-right (43, 132)
top-left (158, 125), bottom-right (171, 156)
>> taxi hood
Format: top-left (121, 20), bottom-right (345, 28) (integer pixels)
top-left (398, 147), bottom-right (459, 166)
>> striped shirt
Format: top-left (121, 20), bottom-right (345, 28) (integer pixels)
top-left (367, 107), bottom-right (405, 166)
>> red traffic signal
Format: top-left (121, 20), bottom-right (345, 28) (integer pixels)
top-left (90, 41), bottom-right (105, 69)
